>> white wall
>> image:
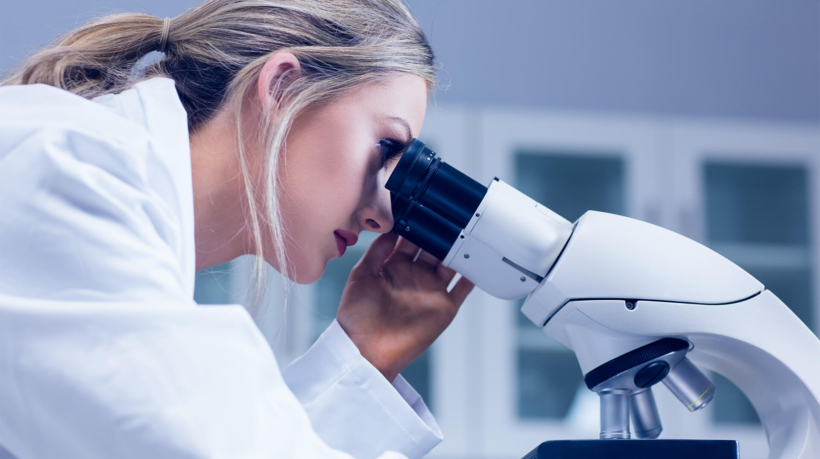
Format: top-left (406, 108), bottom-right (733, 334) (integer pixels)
top-left (2, 0), bottom-right (818, 122)
top-left (405, 0), bottom-right (820, 122)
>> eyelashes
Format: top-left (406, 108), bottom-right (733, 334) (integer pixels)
top-left (378, 139), bottom-right (407, 166)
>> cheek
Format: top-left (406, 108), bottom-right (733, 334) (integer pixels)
top-left (275, 135), bottom-right (369, 281)
top-left (297, 144), bottom-right (366, 224)
top-left (284, 174), bottom-right (363, 284)
top-left (291, 113), bottom-right (368, 212)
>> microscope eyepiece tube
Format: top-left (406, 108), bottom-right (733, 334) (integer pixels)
top-left (662, 357), bottom-right (715, 412)
top-left (630, 388), bottom-right (663, 439)
top-left (385, 139), bottom-right (488, 260)
top-left (598, 389), bottom-right (631, 440)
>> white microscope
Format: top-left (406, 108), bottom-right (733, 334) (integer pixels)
top-left (385, 139), bottom-right (820, 459)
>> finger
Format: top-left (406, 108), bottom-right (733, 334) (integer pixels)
top-left (448, 276), bottom-right (475, 307)
top-left (356, 232), bottom-right (399, 274)
top-left (436, 263), bottom-right (458, 284)
top-left (394, 236), bottom-right (421, 258)
top-left (416, 250), bottom-right (440, 268)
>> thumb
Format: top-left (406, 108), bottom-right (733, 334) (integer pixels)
top-left (355, 232), bottom-right (399, 275)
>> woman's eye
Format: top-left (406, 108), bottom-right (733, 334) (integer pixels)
top-left (379, 139), bottom-right (406, 166)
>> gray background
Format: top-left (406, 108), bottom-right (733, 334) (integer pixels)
top-left (1, 1), bottom-right (818, 121)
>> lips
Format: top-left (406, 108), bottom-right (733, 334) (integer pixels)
top-left (334, 230), bottom-right (358, 257)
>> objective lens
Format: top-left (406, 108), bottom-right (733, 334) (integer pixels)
top-left (630, 388), bottom-right (663, 439)
top-left (599, 389), bottom-right (631, 440)
top-left (385, 139), bottom-right (488, 259)
top-left (662, 357), bottom-right (715, 412)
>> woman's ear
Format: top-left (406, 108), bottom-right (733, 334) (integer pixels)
top-left (257, 51), bottom-right (301, 111)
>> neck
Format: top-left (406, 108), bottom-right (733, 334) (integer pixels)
top-left (189, 108), bottom-right (251, 271)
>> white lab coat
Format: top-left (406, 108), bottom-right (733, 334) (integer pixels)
top-left (0, 77), bottom-right (442, 459)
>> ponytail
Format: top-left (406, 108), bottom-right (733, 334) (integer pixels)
top-left (1, 14), bottom-right (169, 98)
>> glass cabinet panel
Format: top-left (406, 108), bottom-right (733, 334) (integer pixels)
top-left (705, 164), bottom-right (809, 245)
top-left (514, 151), bottom-right (625, 420)
top-left (194, 261), bottom-right (235, 305)
top-left (703, 161), bottom-right (814, 425)
top-left (704, 162), bottom-right (814, 332)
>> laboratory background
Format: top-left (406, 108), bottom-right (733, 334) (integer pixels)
top-left (2, 1), bottom-right (818, 458)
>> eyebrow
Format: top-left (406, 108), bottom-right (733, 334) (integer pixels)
top-left (388, 116), bottom-right (413, 143)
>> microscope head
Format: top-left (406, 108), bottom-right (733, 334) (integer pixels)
top-left (386, 139), bottom-right (574, 299)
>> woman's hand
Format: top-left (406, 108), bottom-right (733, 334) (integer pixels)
top-left (337, 233), bottom-right (474, 382)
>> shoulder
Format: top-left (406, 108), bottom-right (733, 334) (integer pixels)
top-left (0, 84), bottom-right (164, 193)
top-left (0, 83), bottom-right (154, 150)
top-left (0, 79), bottom-right (192, 219)
top-left (0, 89), bottom-right (161, 225)
top-left (0, 78), bottom-right (188, 171)
top-left (0, 81), bottom-right (196, 302)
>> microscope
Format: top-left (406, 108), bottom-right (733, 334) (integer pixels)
top-left (385, 140), bottom-right (820, 459)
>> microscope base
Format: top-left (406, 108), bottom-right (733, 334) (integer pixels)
top-left (522, 440), bottom-right (738, 459)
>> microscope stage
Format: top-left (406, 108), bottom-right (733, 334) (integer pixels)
top-left (522, 439), bottom-right (738, 459)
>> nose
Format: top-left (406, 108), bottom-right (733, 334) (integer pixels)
top-left (359, 188), bottom-right (394, 233)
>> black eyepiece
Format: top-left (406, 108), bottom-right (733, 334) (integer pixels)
top-left (385, 139), bottom-right (488, 260)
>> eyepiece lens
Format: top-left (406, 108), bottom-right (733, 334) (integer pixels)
top-left (385, 139), bottom-right (488, 260)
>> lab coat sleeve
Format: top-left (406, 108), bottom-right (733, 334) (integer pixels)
top-left (282, 320), bottom-right (443, 459)
top-left (0, 299), bottom-right (412, 459)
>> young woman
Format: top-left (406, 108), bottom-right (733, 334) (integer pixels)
top-left (0, 1), bottom-right (473, 457)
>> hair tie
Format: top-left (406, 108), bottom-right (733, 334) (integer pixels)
top-left (159, 17), bottom-right (171, 53)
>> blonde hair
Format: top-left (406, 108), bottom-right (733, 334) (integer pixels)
top-left (1, 0), bottom-right (435, 309)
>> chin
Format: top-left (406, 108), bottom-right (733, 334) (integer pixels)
top-left (289, 259), bottom-right (327, 285)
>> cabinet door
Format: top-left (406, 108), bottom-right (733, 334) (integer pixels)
top-left (477, 109), bottom-right (659, 458)
top-left (668, 120), bottom-right (820, 459)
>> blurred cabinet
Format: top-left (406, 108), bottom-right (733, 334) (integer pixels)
top-left (669, 121), bottom-right (820, 337)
